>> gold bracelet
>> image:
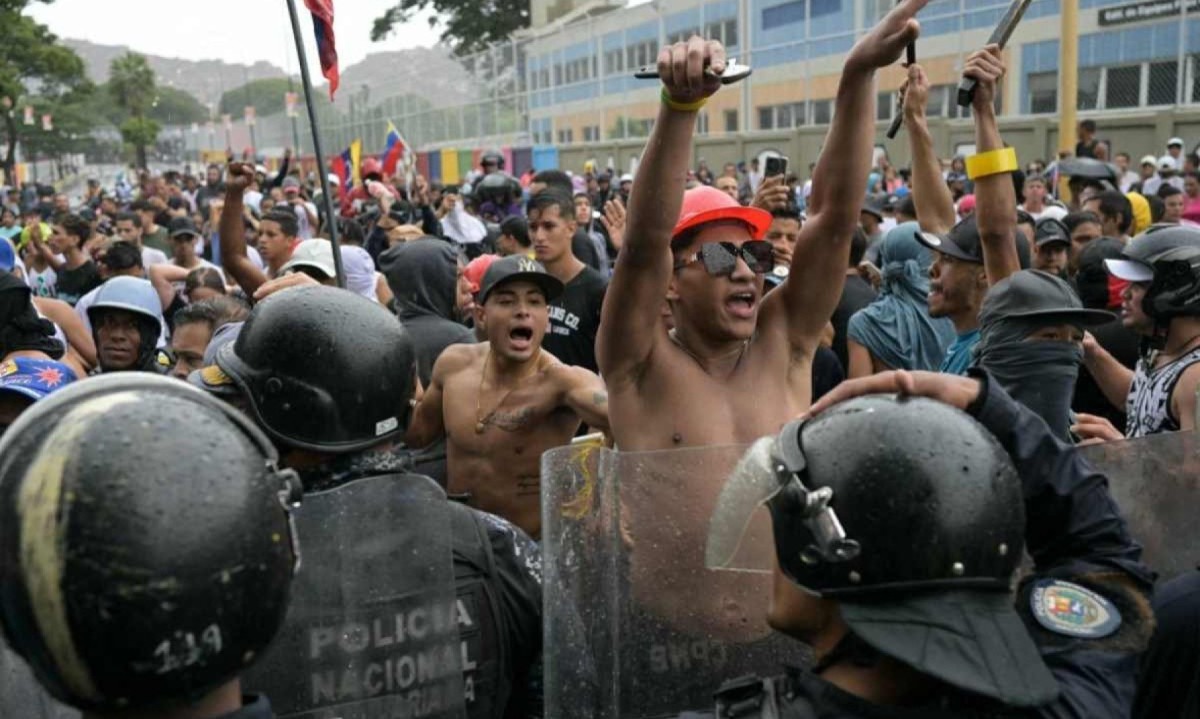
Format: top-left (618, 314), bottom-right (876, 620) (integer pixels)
top-left (965, 147), bottom-right (1018, 180)
top-left (661, 89), bottom-right (707, 113)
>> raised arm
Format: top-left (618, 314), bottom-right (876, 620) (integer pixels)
top-left (27, 224), bottom-right (65, 271)
top-left (596, 37), bottom-right (725, 386)
top-left (558, 365), bottom-right (610, 432)
top-left (148, 263), bottom-right (189, 310)
top-left (219, 162), bottom-right (269, 296)
top-left (903, 64), bottom-right (956, 234)
top-left (966, 45), bottom-right (1020, 285)
top-left (767, 0), bottom-right (929, 347)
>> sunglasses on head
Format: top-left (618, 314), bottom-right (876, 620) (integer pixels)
top-left (674, 241), bottom-right (775, 276)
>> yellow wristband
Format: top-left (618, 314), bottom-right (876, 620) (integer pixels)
top-left (966, 147), bottom-right (1018, 181)
top-left (661, 88), bottom-right (707, 113)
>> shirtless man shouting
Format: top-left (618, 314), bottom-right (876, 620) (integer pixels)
top-left (407, 255), bottom-right (609, 538)
top-left (601, 3), bottom-right (927, 450)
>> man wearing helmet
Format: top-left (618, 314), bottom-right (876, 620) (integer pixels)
top-left (600, 5), bottom-right (923, 452)
top-left (204, 286), bottom-right (543, 719)
top-left (707, 369), bottom-right (1152, 717)
top-left (86, 275), bottom-right (170, 374)
top-left (1078, 226), bottom-right (1200, 439)
top-left (0, 375), bottom-right (300, 719)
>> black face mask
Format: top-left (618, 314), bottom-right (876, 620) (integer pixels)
top-left (976, 317), bottom-right (1083, 442)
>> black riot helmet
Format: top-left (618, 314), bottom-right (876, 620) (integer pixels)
top-left (480, 149), bottom-right (505, 172)
top-left (767, 394), bottom-right (1024, 595)
top-left (0, 374), bottom-right (300, 713)
top-left (1105, 226), bottom-right (1200, 344)
top-left (216, 285), bottom-right (417, 453)
top-left (763, 394), bottom-right (1058, 706)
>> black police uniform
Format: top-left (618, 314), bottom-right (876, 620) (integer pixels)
top-left (297, 451), bottom-right (543, 719)
top-left (216, 695), bottom-right (274, 719)
top-left (715, 372), bottom-right (1154, 719)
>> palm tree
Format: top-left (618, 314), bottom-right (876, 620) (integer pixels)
top-left (108, 53), bottom-right (159, 169)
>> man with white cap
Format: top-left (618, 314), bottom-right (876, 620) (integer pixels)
top-left (1143, 155), bottom-right (1184, 197)
top-left (1167, 137), bottom-right (1186, 163)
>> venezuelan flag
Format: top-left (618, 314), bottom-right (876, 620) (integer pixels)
top-left (303, 0), bottom-right (339, 99)
top-left (381, 122), bottom-right (410, 177)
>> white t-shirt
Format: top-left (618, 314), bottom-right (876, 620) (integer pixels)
top-left (25, 265), bottom-right (57, 298)
top-left (1020, 204), bottom-right (1068, 222)
top-left (142, 246), bottom-right (169, 267)
top-left (289, 200), bottom-right (319, 240)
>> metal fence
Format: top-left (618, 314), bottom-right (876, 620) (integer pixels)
top-left (181, 0), bottom-right (1200, 160)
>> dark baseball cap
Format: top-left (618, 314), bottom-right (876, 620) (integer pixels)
top-left (979, 269), bottom-right (1114, 328)
top-left (861, 195), bottom-right (885, 221)
top-left (918, 216), bottom-right (1032, 268)
top-left (1034, 218), bottom-right (1070, 248)
top-left (477, 255), bottom-right (564, 304)
top-left (168, 216), bottom-right (200, 239)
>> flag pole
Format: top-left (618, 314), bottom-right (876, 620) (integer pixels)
top-left (285, 0), bottom-right (345, 288)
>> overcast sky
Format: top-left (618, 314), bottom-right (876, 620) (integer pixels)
top-left (28, 1), bottom-right (439, 80)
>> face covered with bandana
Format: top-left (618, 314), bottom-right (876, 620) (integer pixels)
top-left (974, 271), bottom-right (1114, 441)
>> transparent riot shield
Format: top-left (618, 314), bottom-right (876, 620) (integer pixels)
top-left (542, 444), bottom-right (800, 719)
top-left (244, 474), bottom-right (465, 719)
top-left (1079, 432), bottom-right (1200, 580)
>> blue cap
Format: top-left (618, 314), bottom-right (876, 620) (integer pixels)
top-left (0, 238), bottom-right (14, 272)
top-left (0, 357), bottom-right (77, 401)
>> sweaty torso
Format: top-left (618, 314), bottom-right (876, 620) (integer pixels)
top-left (612, 333), bottom-right (811, 451)
top-left (443, 344), bottom-right (582, 539)
top-left (607, 331), bottom-right (813, 641)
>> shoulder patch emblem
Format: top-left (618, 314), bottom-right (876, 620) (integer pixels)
top-left (1030, 579), bottom-right (1122, 638)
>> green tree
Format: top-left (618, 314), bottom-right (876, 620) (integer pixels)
top-left (371, 0), bottom-right (530, 56)
top-left (218, 77), bottom-right (331, 118)
top-left (148, 86), bottom-right (208, 126)
top-left (108, 52), bottom-right (157, 168)
top-left (0, 0), bottom-right (90, 184)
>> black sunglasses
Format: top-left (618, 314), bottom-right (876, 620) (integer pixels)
top-left (674, 241), bottom-right (775, 276)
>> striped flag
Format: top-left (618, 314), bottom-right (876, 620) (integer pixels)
top-left (303, 0), bottom-right (339, 99)
top-left (330, 145), bottom-right (353, 193)
top-left (380, 121), bottom-right (411, 177)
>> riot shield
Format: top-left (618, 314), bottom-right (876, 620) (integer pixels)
top-left (244, 474), bottom-right (465, 719)
top-left (1079, 432), bottom-right (1200, 580)
top-left (542, 444), bottom-right (800, 719)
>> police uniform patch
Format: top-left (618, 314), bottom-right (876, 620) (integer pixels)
top-left (1030, 579), bottom-right (1122, 638)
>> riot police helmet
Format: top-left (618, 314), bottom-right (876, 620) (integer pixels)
top-left (216, 285), bottom-right (417, 453)
top-left (0, 374), bottom-right (300, 713)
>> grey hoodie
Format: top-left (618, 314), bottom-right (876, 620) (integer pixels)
top-left (378, 238), bottom-right (474, 386)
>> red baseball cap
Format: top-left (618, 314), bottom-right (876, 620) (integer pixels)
top-left (671, 186), bottom-right (772, 240)
top-left (464, 254), bottom-right (499, 294)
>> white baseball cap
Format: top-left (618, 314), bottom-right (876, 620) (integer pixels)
top-left (280, 239), bottom-right (336, 279)
top-left (1168, 137), bottom-right (1185, 149)
top-left (1158, 155), bottom-right (1179, 172)
top-left (1140, 154), bottom-right (1158, 167)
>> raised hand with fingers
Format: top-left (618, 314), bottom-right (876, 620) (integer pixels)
top-left (963, 44), bottom-right (1005, 113)
top-left (902, 64), bottom-right (931, 120)
top-left (751, 175), bottom-right (792, 212)
top-left (599, 197), bottom-right (627, 250)
top-left (845, 0), bottom-right (929, 73)
top-left (225, 162), bottom-right (255, 195)
top-left (657, 36), bottom-right (726, 108)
